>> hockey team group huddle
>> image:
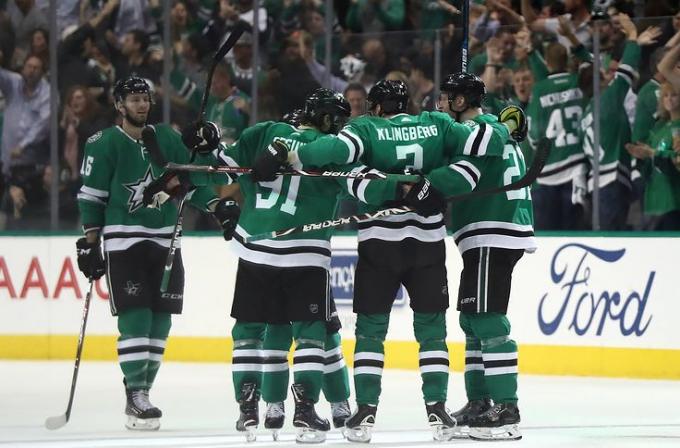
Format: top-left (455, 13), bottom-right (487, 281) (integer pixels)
top-left (74, 67), bottom-right (536, 443)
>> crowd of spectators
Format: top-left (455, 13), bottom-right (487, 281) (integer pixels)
top-left (0, 0), bottom-right (678, 231)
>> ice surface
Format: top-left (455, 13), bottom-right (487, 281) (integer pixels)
top-left (1, 361), bottom-right (679, 447)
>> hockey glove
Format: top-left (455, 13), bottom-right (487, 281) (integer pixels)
top-left (75, 237), bottom-right (105, 280)
top-left (251, 140), bottom-right (289, 182)
top-left (213, 198), bottom-right (241, 241)
top-left (142, 170), bottom-right (195, 208)
top-left (181, 120), bottom-right (221, 155)
top-left (402, 177), bottom-right (447, 217)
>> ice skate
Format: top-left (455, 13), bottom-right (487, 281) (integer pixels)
top-left (124, 388), bottom-right (161, 431)
top-left (330, 400), bottom-right (351, 428)
top-left (235, 382), bottom-right (260, 442)
top-left (468, 402), bottom-right (522, 441)
top-left (425, 402), bottom-right (458, 441)
top-left (448, 398), bottom-right (493, 438)
top-left (265, 401), bottom-right (285, 441)
top-left (291, 383), bottom-right (330, 443)
top-left (343, 403), bottom-right (377, 443)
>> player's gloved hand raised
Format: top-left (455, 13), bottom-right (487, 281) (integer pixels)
top-left (75, 237), bottom-right (105, 280)
top-left (181, 120), bottom-right (221, 155)
top-left (401, 177), bottom-right (447, 217)
top-left (142, 170), bottom-right (195, 208)
top-left (251, 140), bottom-right (289, 182)
top-left (213, 198), bottom-right (241, 241)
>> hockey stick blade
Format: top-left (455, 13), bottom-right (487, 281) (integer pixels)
top-left (164, 162), bottom-right (420, 182)
top-left (141, 126), bottom-right (167, 167)
top-left (243, 140), bottom-right (549, 243)
top-left (45, 279), bottom-right (95, 430)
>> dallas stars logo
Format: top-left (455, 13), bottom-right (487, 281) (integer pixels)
top-left (123, 166), bottom-right (158, 213)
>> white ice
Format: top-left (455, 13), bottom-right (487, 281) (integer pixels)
top-left (1, 361), bottom-right (679, 448)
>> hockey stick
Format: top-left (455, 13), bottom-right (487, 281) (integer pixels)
top-left (243, 140), bottom-right (549, 243)
top-left (461, 0), bottom-right (470, 72)
top-left (45, 279), bottom-right (95, 430)
top-left (163, 162), bottom-right (420, 182)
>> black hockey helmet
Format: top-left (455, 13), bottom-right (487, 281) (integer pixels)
top-left (113, 76), bottom-right (152, 103)
top-left (282, 108), bottom-right (304, 127)
top-left (302, 88), bottom-right (351, 134)
top-left (499, 105), bottom-right (528, 142)
top-left (440, 72), bottom-right (486, 109)
top-left (367, 79), bottom-right (409, 115)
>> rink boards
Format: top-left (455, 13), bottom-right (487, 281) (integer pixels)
top-left (0, 234), bottom-right (679, 380)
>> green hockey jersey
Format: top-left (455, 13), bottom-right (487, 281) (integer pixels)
top-left (581, 41), bottom-right (641, 191)
top-left (428, 114), bottom-right (535, 253)
top-left (215, 121), bottom-right (398, 269)
top-left (77, 124), bottom-right (218, 252)
top-left (293, 111), bottom-right (480, 243)
top-left (527, 72), bottom-right (585, 186)
top-left (632, 78), bottom-right (660, 144)
top-left (642, 119), bottom-right (680, 215)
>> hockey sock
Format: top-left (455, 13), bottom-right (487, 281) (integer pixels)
top-left (262, 323), bottom-right (292, 403)
top-left (231, 321), bottom-right (266, 401)
top-left (353, 313), bottom-right (389, 405)
top-left (146, 312), bottom-right (171, 389)
top-left (459, 313), bottom-right (490, 401)
top-left (117, 308), bottom-right (152, 390)
top-left (414, 312), bottom-right (449, 403)
top-left (469, 312), bottom-right (518, 404)
top-left (291, 320), bottom-right (326, 403)
top-left (321, 331), bottom-right (350, 403)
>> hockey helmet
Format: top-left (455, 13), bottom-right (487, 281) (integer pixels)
top-left (113, 76), bottom-right (152, 103)
top-left (302, 88), bottom-right (351, 134)
top-left (440, 72), bottom-right (486, 109)
top-left (367, 79), bottom-right (409, 115)
top-left (282, 109), bottom-right (304, 127)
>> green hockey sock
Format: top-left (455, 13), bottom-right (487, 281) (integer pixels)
top-left (146, 312), bottom-right (171, 389)
top-left (459, 313), bottom-right (490, 400)
top-left (321, 331), bottom-right (350, 403)
top-left (231, 321), bottom-right (266, 401)
top-left (467, 312), bottom-right (518, 404)
top-left (291, 321), bottom-right (326, 403)
top-left (414, 312), bottom-right (449, 403)
top-left (262, 323), bottom-right (292, 403)
top-left (353, 313), bottom-right (389, 405)
top-left (117, 308), bottom-right (152, 390)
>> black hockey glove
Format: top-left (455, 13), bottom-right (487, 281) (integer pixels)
top-left (251, 140), bottom-right (289, 182)
top-left (213, 198), bottom-right (241, 241)
top-left (142, 170), bottom-right (195, 207)
top-left (401, 177), bottom-right (447, 217)
top-left (181, 120), bottom-right (221, 154)
top-left (75, 237), bottom-right (105, 280)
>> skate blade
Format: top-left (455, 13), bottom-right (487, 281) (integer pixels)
top-left (469, 424), bottom-right (522, 441)
top-left (295, 427), bottom-right (327, 444)
top-left (431, 424), bottom-right (464, 442)
top-left (270, 428), bottom-right (280, 441)
top-left (125, 416), bottom-right (160, 431)
top-left (343, 426), bottom-right (372, 443)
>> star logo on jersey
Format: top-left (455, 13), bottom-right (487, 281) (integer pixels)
top-left (123, 167), bottom-right (158, 213)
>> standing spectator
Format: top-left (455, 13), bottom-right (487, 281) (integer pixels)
top-left (527, 42), bottom-right (586, 230)
top-left (361, 38), bottom-right (396, 85)
top-left (111, 0), bottom-right (157, 42)
top-left (409, 54), bottom-right (436, 112)
top-left (111, 29), bottom-right (161, 85)
top-left (510, 66), bottom-right (533, 109)
top-left (344, 82), bottom-right (367, 118)
top-left (227, 31), bottom-right (258, 96)
top-left (658, 30), bottom-right (680, 90)
top-left (271, 32), bottom-right (321, 114)
top-left (521, 0), bottom-right (592, 49)
top-left (579, 15), bottom-right (660, 230)
top-left (468, 28), bottom-right (517, 76)
top-left (345, 0), bottom-right (405, 33)
top-left (28, 28), bottom-right (47, 69)
top-left (6, 0), bottom-right (47, 55)
top-left (0, 54), bottom-right (49, 227)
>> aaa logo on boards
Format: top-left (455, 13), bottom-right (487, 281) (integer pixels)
top-left (329, 249), bottom-right (407, 307)
top-left (537, 243), bottom-right (653, 337)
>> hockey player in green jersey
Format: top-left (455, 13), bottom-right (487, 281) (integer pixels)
top-left (208, 88), bottom-right (399, 443)
top-left (429, 73), bottom-right (536, 441)
top-left (578, 15), bottom-right (660, 229)
top-left (526, 42), bottom-right (586, 230)
top-left (75, 77), bottom-right (224, 431)
top-left (270, 80), bottom-right (487, 443)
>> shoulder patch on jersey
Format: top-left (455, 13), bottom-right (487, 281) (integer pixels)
top-left (462, 120), bottom-right (477, 128)
top-left (87, 131), bottom-right (102, 144)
